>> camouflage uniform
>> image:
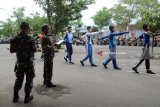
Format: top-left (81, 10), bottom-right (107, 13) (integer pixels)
top-left (42, 35), bottom-right (55, 86)
top-left (10, 32), bottom-right (36, 98)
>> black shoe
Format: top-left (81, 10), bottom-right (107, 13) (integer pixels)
top-left (69, 61), bottom-right (75, 64)
top-left (80, 60), bottom-right (84, 66)
top-left (103, 63), bottom-right (107, 69)
top-left (41, 55), bottom-right (43, 60)
top-left (114, 67), bottom-right (122, 70)
top-left (132, 67), bottom-right (139, 73)
top-left (64, 57), bottom-right (67, 62)
top-left (147, 70), bottom-right (156, 74)
top-left (13, 94), bottom-right (19, 103)
top-left (43, 80), bottom-right (47, 85)
top-left (24, 95), bottom-right (33, 103)
top-left (91, 64), bottom-right (97, 67)
top-left (46, 83), bottom-right (56, 88)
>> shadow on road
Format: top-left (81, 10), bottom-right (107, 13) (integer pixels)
top-left (35, 84), bottom-right (71, 99)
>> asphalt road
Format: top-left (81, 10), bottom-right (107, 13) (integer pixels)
top-left (0, 44), bottom-right (160, 107)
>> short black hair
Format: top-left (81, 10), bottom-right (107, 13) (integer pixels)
top-left (20, 22), bottom-right (29, 30)
top-left (41, 25), bottom-right (49, 32)
top-left (87, 26), bottom-right (91, 30)
top-left (109, 25), bottom-right (114, 31)
top-left (142, 24), bottom-right (149, 30)
top-left (67, 26), bottom-right (72, 30)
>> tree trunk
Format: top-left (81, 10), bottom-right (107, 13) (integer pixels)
top-left (61, 32), bottom-right (64, 38)
top-left (17, 16), bottom-right (20, 28)
top-left (151, 36), bottom-right (154, 55)
top-left (46, 0), bottom-right (52, 31)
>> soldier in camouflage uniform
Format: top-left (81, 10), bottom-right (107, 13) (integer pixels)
top-left (10, 22), bottom-right (37, 103)
top-left (41, 25), bottom-right (56, 88)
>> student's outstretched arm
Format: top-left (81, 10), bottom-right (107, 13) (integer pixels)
top-left (73, 36), bottom-right (80, 40)
top-left (152, 33), bottom-right (160, 36)
top-left (145, 32), bottom-right (160, 36)
top-left (130, 34), bottom-right (143, 43)
top-left (112, 32), bottom-right (129, 37)
top-left (86, 32), bottom-right (101, 37)
top-left (100, 34), bottom-right (110, 40)
top-left (100, 32), bottom-right (129, 40)
top-left (81, 35), bottom-right (86, 39)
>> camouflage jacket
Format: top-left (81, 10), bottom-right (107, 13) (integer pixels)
top-left (42, 35), bottom-right (55, 57)
top-left (10, 32), bottom-right (36, 65)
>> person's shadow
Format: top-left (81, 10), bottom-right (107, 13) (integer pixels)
top-left (35, 84), bottom-right (71, 99)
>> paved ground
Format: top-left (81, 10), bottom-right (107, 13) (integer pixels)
top-left (0, 44), bottom-right (160, 107)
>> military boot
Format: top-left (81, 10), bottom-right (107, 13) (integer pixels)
top-left (46, 81), bottom-right (56, 88)
top-left (13, 91), bottom-right (19, 103)
top-left (43, 80), bottom-right (47, 85)
top-left (24, 93), bottom-right (33, 103)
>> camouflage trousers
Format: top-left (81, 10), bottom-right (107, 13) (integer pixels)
top-left (14, 63), bottom-right (35, 94)
top-left (43, 55), bottom-right (53, 84)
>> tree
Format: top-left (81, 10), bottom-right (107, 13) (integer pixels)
top-left (134, 0), bottom-right (160, 32)
top-left (116, 0), bottom-right (160, 54)
top-left (113, 0), bottom-right (160, 32)
top-left (26, 13), bottom-right (48, 33)
top-left (136, 0), bottom-right (160, 54)
top-left (70, 19), bottom-right (83, 28)
top-left (0, 19), bottom-right (16, 37)
top-left (0, 11), bottom-right (49, 37)
top-left (11, 7), bottom-right (25, 27)
top-left (110, 0), bottom-right (138, 31)
top-left (33, 0), bottom-right (95, 35)
top-left (92, 7), bottom-right (112, 29)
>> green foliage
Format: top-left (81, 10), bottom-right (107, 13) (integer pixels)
top-left (25, 13), bottom-right (48, 33)
top-left (70, 19), bottom-right (83, 28)
top-left (33, 0), bottom-right (95, 35)
top-left (0, 19), bottom-right (16, 37)
top-left (92, 7), bottom-right (112, 29)
top-left (0, 11), bottom-right (48, 37)
top-left (11, 7), bottom-right (25, 27)
top-left (134, 0), bottom-right (160, 32)
top-left (110, 0), bottom-right (138, 30)
top-left (92, 25), bottom-right (99, 32)
top-left (109, 0), bottom-right (160, 32)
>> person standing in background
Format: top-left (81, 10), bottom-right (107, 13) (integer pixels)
top-left (41, 25), bottom-right (57, 88)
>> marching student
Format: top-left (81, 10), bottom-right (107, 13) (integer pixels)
top-left (132, 24), bottom-right (156, 74)
top-left (80, 26), bottom-right (102, 67)
top-left (64, 26), bottom-right (78, 64)
top-left (99, 25), bottom-right (129, 70)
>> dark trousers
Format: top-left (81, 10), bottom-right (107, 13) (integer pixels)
top-left (103, 58), bottom-right (118, 68)
top-left (134, 59), bottom-right (150, 70)
top-left (134, 46), bottom-right (150, 70)
top-left (66, 43), bottom-right (73, 62)
top-left (103, 48), bottom-right (119, 68)
top-left (14, 64), bottom-right (35, 94)
top-left (43, 55), bottom-right (53, 84)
